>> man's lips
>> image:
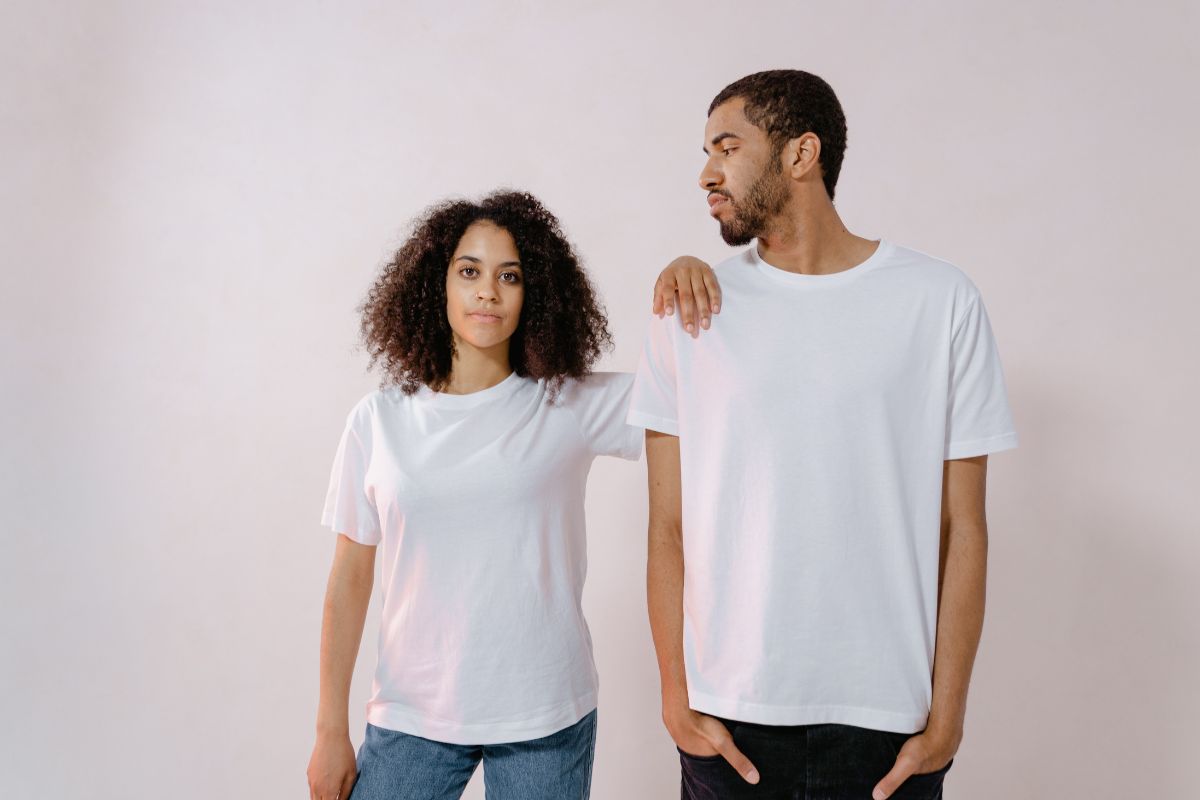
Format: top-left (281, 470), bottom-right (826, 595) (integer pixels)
top-left (707, 193), bottom-right (730, 208)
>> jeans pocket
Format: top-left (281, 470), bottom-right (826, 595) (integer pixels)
top-left (676, 745), bottom-right (724, 762)
top-left (884, 732), bottom-right (955, 776)
top-left (881, 730), bottom-right (913, 759)
top-left (916, 756), bottom-right (954, 776)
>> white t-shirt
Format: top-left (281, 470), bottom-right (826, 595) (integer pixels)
top-left (322, 371), bottom-right (642, 745)
top-left (627, 240), bottom-right (1018, 733)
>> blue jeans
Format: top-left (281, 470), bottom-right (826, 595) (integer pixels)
top-left (348, 709), bottom-right (597, 800)
top-left (678, 717), bottom-right (953, 799)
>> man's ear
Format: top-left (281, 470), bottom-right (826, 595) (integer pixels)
top-left (785, 132), bottom-right (822, 180)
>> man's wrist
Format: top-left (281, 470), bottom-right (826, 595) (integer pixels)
top-left (661, 681), bottom-right (689, 708)
top-left (923, 712), bottom-right (964, 746)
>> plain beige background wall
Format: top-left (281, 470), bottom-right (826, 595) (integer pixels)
top-left (2, 1), bottom-right (1197, 797)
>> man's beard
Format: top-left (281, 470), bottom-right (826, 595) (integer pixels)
top-left (718, 157), bottom-right (789, 246)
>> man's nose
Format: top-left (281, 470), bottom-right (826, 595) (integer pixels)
top-left (699, 157), bottom-right (721, 191)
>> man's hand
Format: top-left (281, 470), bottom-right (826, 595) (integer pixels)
top-left (870, 725), bottom-right (961, 800)
top-left (652, 256), bottom-right (721, 338)
top-left (307, 732), bottom-right (358, 800)
top-left (663, 697), bottom-right (760, 784)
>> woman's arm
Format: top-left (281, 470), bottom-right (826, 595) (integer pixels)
top-left (652, 256), bottom-right (722, 338)
top-left (307, 534), bottom-right (376, 800)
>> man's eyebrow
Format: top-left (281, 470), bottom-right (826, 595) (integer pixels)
top-left (703, 132), bottom-right (740, 154)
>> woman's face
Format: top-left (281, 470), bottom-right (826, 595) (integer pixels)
top-left (445, 221), bottom-right (524, 354)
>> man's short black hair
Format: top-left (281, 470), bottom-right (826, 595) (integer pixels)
top-left (709, 70), bottom-right (848, 201)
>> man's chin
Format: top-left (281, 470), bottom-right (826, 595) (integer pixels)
top-left (718, 222), bottom-right (754, 247)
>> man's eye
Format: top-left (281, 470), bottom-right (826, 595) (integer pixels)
top-left (723, 147), bottom-right (735, 156)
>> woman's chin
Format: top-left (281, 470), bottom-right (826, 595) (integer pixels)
top-left (455, 333), bottom-right (514, 353)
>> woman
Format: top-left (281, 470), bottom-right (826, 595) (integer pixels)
top-left (306, 190), bottom-right (719, 800)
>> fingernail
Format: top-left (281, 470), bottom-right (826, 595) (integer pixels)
top-left (686, 323), bottom-right (694, 333)
top-left (713, 304), bottom-right (720, 312)
top-left (701, 318), bottom-right (710, 329)
top-left (873, 790), bottom-right (886, 800)
top-left (747, 769), bottom-right (760, 784)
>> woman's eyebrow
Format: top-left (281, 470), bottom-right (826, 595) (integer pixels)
top-left (454, 255), bottom-right (522, 268)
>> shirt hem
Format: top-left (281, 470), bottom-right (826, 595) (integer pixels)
top-left (626, 410), bottom-right (679, 436)
top-left (621, 428), bottom-right (645, 461)
top-left (365, 691), bottom-right (598, 745)
top-left (945, 430), bottom-right (1019, 460)
top-left (320, 513), bottom-right (381, 545)
top-left (687, 691), bottom-right (928, 734)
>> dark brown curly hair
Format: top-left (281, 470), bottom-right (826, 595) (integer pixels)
top-left (359, 190), bottom-right (613, 399)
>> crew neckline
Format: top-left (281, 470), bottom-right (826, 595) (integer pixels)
top-left (419, 370), bottom-right (525, 409)
top-left (750, 239), bottom-right (892, 288)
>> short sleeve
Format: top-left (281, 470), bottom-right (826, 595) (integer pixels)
top-left (563, 372), bottom-right (643, 460)
top-left (944, 294), bottom-right (1019, 460)
top-left (320, 401), bottom-right (382, 545)
top-left (627, 312), bottom-right (679, 436)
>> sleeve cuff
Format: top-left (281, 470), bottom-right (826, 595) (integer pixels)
top-left (945, 431), bottom-right (1019, 460)
top-left (626, 410), bottom-right (679, 437)
top-left (320, 511), bottom-right (382, 546)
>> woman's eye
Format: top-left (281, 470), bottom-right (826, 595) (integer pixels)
top-left (460, 267), bottom-right (477, 278)
top-left (501, 272), bottom-right (521, 283)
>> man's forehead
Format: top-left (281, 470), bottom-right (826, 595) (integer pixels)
top-left (708, 96), bottom-right (747, 123)
top-left (708, 97), bottom-right (754, 129)
top-left (704, 97), bottom-right (755, 146)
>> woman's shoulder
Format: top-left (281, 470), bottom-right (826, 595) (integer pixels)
top-left (340, 384), bottom-right (418, 424)
top-left (554, 371), bottom-right (635, 408)
top-left (563, 370), bottom-right (634, 392)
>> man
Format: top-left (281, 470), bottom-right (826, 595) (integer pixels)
top-left (629, 70), bottom-right (1018, 799)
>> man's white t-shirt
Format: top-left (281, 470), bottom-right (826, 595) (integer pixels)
top-left (627, 240), bottom-right (1018, 733)
top-left (322, 371), bottom-right (642, 745)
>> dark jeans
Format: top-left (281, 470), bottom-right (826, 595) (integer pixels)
top-left (679, 717), bottom-right (953, 799)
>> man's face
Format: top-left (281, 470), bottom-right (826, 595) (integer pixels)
top-left (700, 98), bottom-right (789, 246)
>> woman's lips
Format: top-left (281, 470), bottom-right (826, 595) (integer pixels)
top-left (468, 312), bottom-right (502, 323)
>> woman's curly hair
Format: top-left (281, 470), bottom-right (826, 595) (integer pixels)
top-left (359, 190), bottom-right (613, 399)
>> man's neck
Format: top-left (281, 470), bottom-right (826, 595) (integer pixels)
top-left (756, 202), bottom-right (878, 276)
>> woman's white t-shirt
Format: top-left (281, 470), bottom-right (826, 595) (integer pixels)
top-left (321, 371), bottom-right (642, 745)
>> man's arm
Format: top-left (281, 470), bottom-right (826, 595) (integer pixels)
top-left (645, 430), bottom-right (759, 785)
top-left (872, 454), bottom-right (989, 800)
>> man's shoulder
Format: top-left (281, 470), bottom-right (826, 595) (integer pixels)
top-left (711, 247), bottom-right (756, 273)
top-left (703, 248), bottom-right (759, 295)
top-left (883, 242), bottom-right (980, 297)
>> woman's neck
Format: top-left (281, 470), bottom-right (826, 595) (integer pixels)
top-left (440, 339), bottom-right (513, 395)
